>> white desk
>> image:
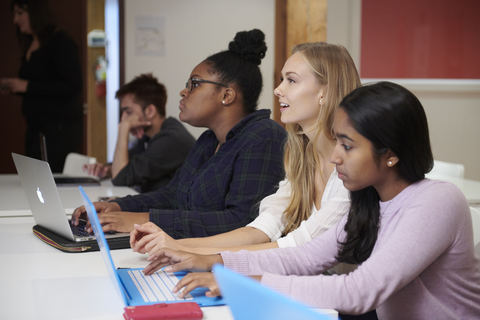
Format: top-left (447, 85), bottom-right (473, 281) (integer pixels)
top-left (0, 218), bottom-right (338, 320)
top-left (0, 174), bottom-right (137, 216)
top-left (0, 217), bottom-right (234, 320)
top-left (0, 174), bottom-right (340, 319)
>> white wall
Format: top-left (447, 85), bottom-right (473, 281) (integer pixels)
top-left (124, 0), bottom-right (275, 138)
top-left (327, 0), bottom-right (480, 180)
top-left (123, 0), bottom-right (480, 180)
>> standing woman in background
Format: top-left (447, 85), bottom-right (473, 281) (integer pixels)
top-left (1, 0), bottom-right (83, 172)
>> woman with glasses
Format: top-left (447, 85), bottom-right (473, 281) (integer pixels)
top-left (131, 43), bottom-right (360, 258)
top-left (72, 29), bottom-right (286, 237)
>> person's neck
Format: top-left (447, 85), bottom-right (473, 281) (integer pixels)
top-left (375, 175), bottom-right (411, 202)
top-left (302, 127), bottom-right (335, 179)
top-left (210, 107), bottom-right (246, 145)
top-left (315, 131), bottom-right (336, 182)
top-left (145, 116), bottom-right (164, 138)
top-left (301, 122), bottom-right (316, 141)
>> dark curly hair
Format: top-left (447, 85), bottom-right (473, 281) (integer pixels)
top-left (205, 29), bottom-right (267, 114)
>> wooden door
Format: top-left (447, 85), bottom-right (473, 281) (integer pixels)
top-left (273, 0), bottom-right (327, 124)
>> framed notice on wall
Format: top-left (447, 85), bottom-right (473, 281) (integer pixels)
top-left (360, 0), bottom-right (480, 79)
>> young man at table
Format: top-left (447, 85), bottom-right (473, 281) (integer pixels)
top-left (84, 73), bottom-right (195, 192)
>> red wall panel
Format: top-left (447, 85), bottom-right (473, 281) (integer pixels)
top-left (361, 0), bottom-right (480, 78)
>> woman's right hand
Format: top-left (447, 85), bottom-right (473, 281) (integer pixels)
top-left (71, 201), bottom-right (121, 226)
top-left (130, 222), bottom-right (183, 254)
top-left (143, 248), bottom-right (223, 275)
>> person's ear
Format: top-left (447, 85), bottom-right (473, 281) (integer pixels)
top-left (317, 86), bottom-right (327, 106)
top-left (221, 87), bottom-right (236, 106)
top-left (386, 155), bottom-right (399, 168)
top-left (144, 104), bottom-right (157, 119)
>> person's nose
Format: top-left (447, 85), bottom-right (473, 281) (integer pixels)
top-left (330, 145), bottom-right (342, 165)
top-left (180, 87), bottom-right (188, 97)
top-left (273, 83), bottom-right (283, 98)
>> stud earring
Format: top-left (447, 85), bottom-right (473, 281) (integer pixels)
top-left (222, 100), bottom-right (226, 105)
top-left (387, 161), bottom-right (393, 166)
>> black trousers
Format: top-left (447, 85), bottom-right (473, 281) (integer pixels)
top-left (25, 119), bottom-right (83, 173)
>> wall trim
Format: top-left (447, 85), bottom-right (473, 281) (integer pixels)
top-left (361, 79), bottom-right (480, 94)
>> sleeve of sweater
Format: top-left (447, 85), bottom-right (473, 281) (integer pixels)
top-left (148, 138), bottom-right (285, 238)
top-left (112, 131), bottom-right (188, 187)
top-left (112, 173), bottom-right (179, 212)
top-left (224, 182), bottom-right (469, 314)
top-left (222, 217), bottom-right (343, 278)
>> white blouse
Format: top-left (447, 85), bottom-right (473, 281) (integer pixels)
top-left (247, 169), bottom-right (350, 248)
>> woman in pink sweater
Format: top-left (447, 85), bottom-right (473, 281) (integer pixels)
top-left (144, 82), bottom-right (480, 319)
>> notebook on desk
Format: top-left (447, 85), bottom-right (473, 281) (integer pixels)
top-left (12, 153), bottom-right (129, 253)
top-left (78, 186), bottom-right (224, 307)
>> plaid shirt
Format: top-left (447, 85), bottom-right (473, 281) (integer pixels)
top-left (113, 109), bottom-right (286, 238)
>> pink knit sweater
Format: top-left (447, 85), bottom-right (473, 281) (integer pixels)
top-left (222, 179), bottom-right (480, 319)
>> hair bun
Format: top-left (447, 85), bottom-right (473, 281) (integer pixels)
top-left (228, 29), bottom-right (267, 66)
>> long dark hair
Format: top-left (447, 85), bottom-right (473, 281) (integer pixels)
top-left (11, 0), bottom-right (56, 55)
top-left (336, 81), bottom-right (434, 264)
top-left (205, 29), bottom-right (267, 114)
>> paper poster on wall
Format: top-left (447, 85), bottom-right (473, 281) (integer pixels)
top-left (135, 16), bottom-right (165, 56)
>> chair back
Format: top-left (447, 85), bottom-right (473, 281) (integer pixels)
top-left (62, 153), bottom-right (97, 177)
top-left (427, 160), bottom-right (465, 179)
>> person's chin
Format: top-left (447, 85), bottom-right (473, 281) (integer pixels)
top-left (179, 111), bottom-right (187, 122)
top-left (280, 113), bottom-right (295, 125)
top-left (343, 181), bottom-right (365, 192)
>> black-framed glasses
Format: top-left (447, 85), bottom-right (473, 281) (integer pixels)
top-left (185, 77), bottom-right (228, 92)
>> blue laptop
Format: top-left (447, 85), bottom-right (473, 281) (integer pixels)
top-left (78, 186), bottom-right (224, 307)
top-left (213, 264), bottom-right (336, 320)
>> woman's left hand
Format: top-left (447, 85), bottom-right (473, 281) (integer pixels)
top-left (173, 272), bottom-right (221, 298)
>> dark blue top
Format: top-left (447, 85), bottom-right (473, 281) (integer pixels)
top-left (113, 109), bottom-right (286, 238)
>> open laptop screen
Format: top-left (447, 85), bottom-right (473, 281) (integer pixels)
top-left (213, 265), bottom-right (336, 320)
top-left (79, 186), bottom-right (130, 306)
top-left (78, 186), bottom-right (224, 307)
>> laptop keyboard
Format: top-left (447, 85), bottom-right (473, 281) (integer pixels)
top-left (128, 269), bottom-right (193, 302)
top-left (70, 219), bottom-right (90, 237)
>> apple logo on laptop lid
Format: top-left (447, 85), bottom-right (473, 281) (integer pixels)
top-left (36, 187), bottom-right (45, 204)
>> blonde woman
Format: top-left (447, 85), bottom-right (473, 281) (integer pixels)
top-left (131, 42), bottom-right (361, 255)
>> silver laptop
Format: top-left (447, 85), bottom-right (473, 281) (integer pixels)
top-left (12, 153), bottom-right (126, 242)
